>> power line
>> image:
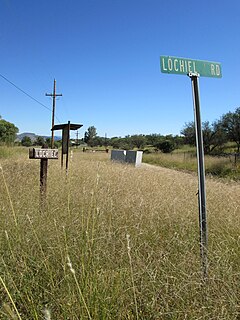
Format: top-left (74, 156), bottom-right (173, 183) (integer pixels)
top-left (0, 73), bottom-right (61, 122)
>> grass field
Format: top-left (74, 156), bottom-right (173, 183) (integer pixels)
top-left (0, 149), bottom-right (239, 319)
top-left (143, 152), bottom-right (240, 181)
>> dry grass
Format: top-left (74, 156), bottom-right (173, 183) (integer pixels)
top-left (0, 150), bottom-right (239, 319)
top-left (143, 152), bottom-right (240, 180)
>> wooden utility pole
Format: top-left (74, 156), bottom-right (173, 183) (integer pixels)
top-left (46, 79), bottom-right (62, 148)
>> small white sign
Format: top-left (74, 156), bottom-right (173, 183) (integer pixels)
top-left (29, 148), bottom-right (59, 159)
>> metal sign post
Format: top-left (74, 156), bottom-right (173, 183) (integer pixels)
top-left (189, 73), bottom-right (208, 278)
top-left (160, 55), bottom-right (222, 279)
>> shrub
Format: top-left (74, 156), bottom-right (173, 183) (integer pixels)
top-left (155, 140), bottom-right (175, 153)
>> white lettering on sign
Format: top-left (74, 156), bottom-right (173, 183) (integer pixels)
top-left (34, 149), bottom-right (58, 159)
top-left (162, 57), bottom-right (197, 74)
top-left (161, 55), bottom-right (222, 78)
top-left (211, 64), bottom-right (215, 75)
top-left (179, 60), bottom-right (184, 72)
top-left (210, 63), bottom-right (221, 76)
top-left (188, 61), bottom-right (192, 72)
top-left (216, 64), bottom-right (220, 76)
top-left (168, 58), bottom-right (173, 71)
top-left (174, 59), bottom-right (178, 71)
top-left (162, 58), bottom-right (167, 71)
top-left (29, 148), bottom-right (59, 160)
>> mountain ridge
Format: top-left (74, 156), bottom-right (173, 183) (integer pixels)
top-left (16, 132), bottom-right (61, 141)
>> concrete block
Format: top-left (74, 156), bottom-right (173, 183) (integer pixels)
top-left (111, 150), bottom-right (126, 162)
top-left (126, 150), bottom-right (143, 167)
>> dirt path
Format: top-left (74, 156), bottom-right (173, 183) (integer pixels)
top-left (140, 162), bottom-right (240, 196)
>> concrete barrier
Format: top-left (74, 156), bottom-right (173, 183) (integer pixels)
top-left (111, 150), bottom-right (143, 167)
top-left (110, 150), bottom-right (126, 162)
top-left (126, 150), bottom-right (143, 167)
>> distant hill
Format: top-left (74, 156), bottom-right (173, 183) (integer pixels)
top-left (16, 132), bottom-right (61, 142)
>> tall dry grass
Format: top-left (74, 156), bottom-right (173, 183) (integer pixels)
top-left (0, 150), bottom-right (239, 319)
top-left (143, 152), bottom-right (240, 180)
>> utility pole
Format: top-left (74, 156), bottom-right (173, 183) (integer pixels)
top-left (46, 79), bottom-right (62, 148)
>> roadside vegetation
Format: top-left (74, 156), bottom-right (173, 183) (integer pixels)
top-left (0, 151), bottom-right (239, 319)
top-left (3, 106), bottom-right (238, 154)
top-left (0, 146), bottom-right (27, 159)
top-left (143, 150), bottom-right (240, 181)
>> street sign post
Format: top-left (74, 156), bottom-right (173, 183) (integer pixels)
top-left (29, 147), bottom-right (59, 211)
top-left (189, 73), bottom-right (208, 279)
top-left (29, 148), bottom-right (59, 159)
top-left (160, 56), bottom-right (222, 78)
top-left (160, 55), bottom-right (222, 279)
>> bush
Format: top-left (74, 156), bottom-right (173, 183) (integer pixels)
top-left (205, 161), bottom-right (233, 177)
top-left (143, 149), bottom-right (151, 154)
top-left (21, 136), bottom-right (32, 147)
top-left (155, 140), bottom-right (175, 153)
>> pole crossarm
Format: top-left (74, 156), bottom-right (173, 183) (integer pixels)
top-left (45, 93), bottom-right (63, 97)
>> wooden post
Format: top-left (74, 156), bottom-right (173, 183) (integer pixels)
top-left (29, 146), bottom-right (58, 212)
top-left (40, 158), bottom-right (48, 208)
top-left (51, 122), bottom-right (83, 171)
top-left (61, 146), bottom-right (64, 168)
top-left (66, 121), bottom-right (71, 173)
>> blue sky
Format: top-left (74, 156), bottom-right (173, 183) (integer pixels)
top-left (0, 0), bottom-right (240, 139)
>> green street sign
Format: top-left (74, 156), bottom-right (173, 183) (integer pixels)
top-left (160, 56), bottom-right (222, 78)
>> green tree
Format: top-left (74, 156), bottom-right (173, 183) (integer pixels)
top-left (202, 121), bottom-right (226, 154)
top-left (21, 136), bottom-right (32, 147)
top-left (172, 135), bottom-right (185, 148)
top-left (220, 107), bottom-right (240, 152)
top-left (145, 134), bottom-right (163, 146)
top-left (122, 136), bottom-right (134, 150)
top-left (181, 121), bottom-right (226, 154)
top-left (84, 126), bottom-right (97, 147)
top-left (155, 140), bottom-right (175, 153)
top-left (129, 134), bottom-right (146, 149)
top-left (109, 137), bottom-right (132, 150)
top-left (34, 136), bottom-right (45, 146)
top-left (93, 136), bottom-right (107, 147)
top-left (0, 117), bottom-right (19, 144)
top-left (45, 138), bottom-right (59, 148)
top-left (110, 137), bottom-right (122, 149)
top-left (45, 138), bottom-right (51, 147)
top-left (181, 122), bottom-right (195, 145)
